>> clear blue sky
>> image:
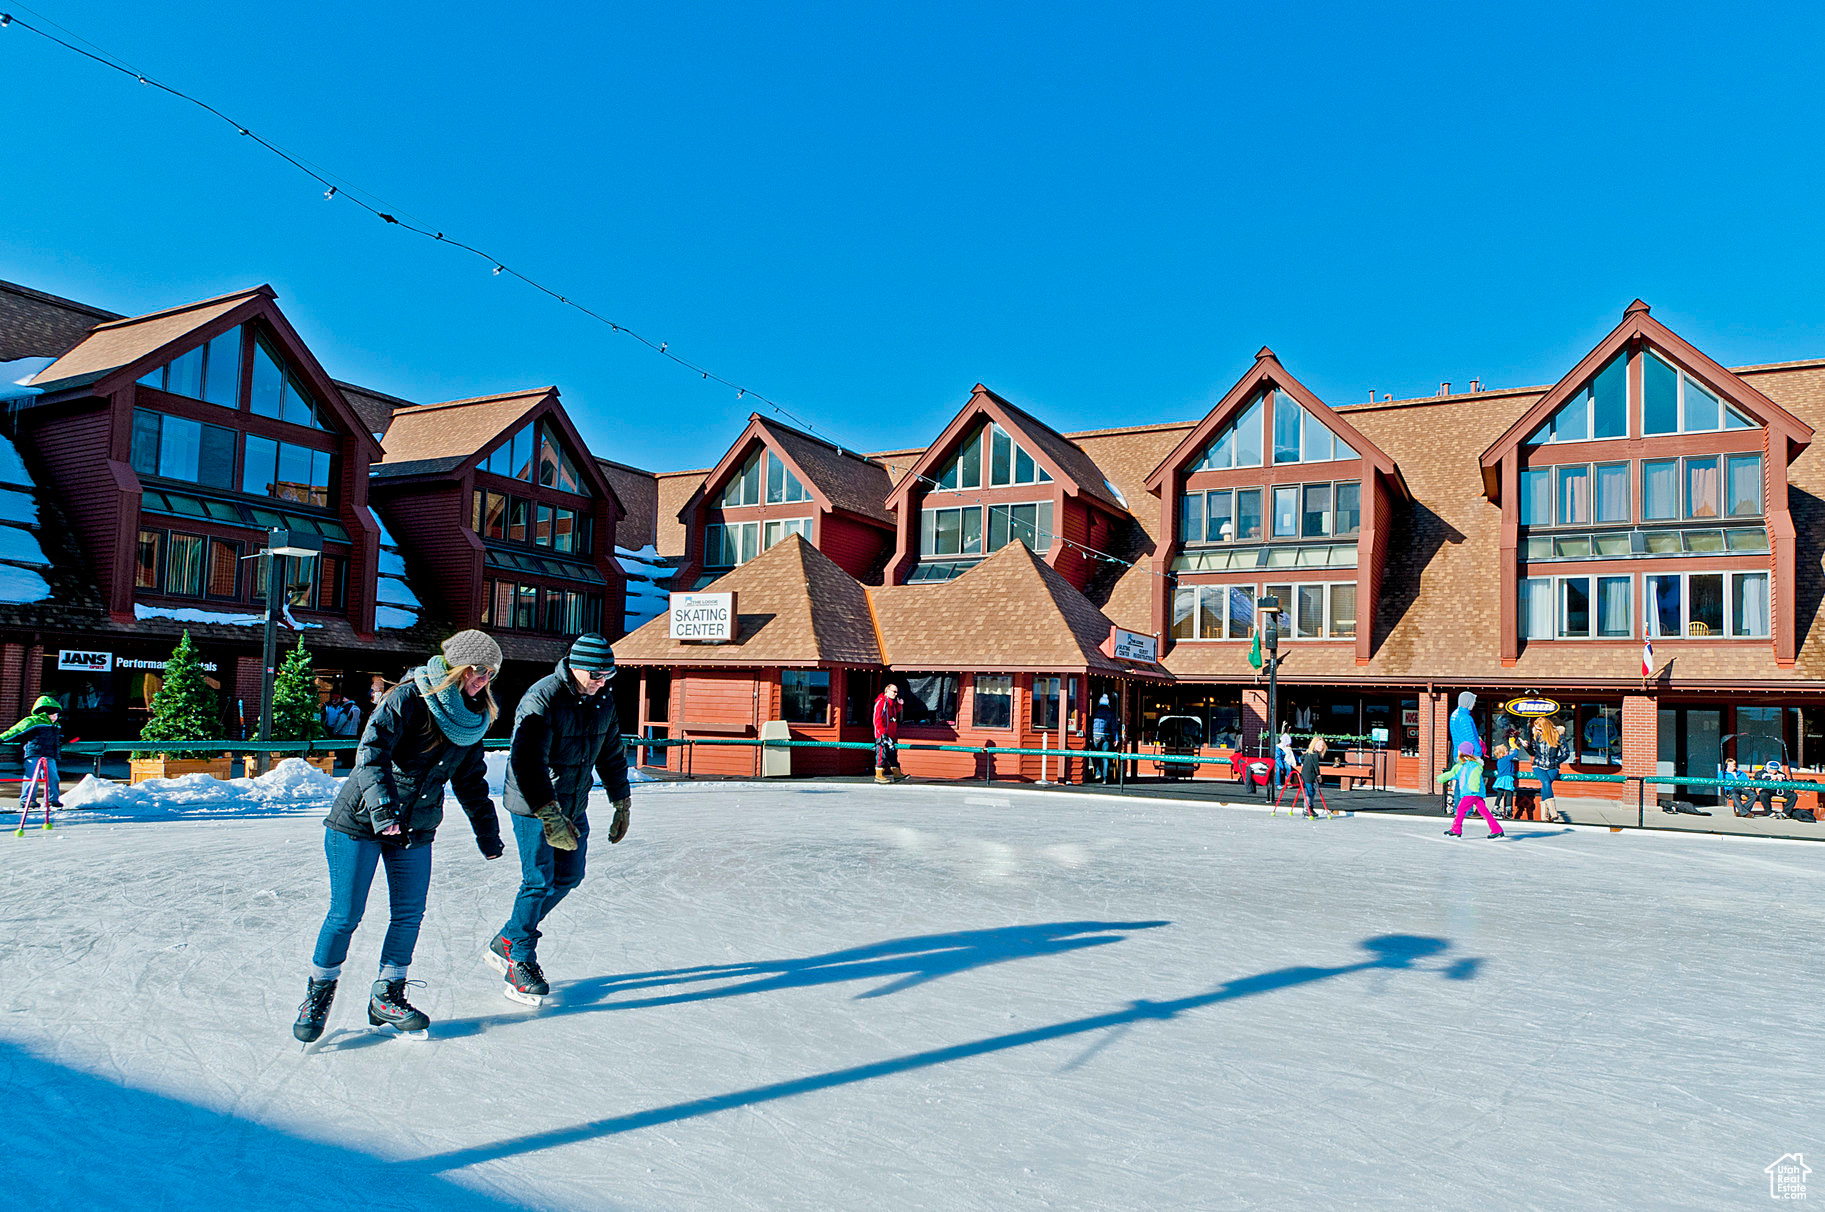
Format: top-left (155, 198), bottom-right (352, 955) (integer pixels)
top-left (5, 2), bottom-right (1823, 472)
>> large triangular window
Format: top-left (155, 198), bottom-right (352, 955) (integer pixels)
top-left (1641, 350), bottom-right (1756, 435)
top-left (1190, 390), bottom-right (1264, 470)
top-left (484, 418), bottom-right (593, 496)
top-left (1270, 392), bottom-right (1356, 465)
top-left (1526, 353), bottom-right (1627, 444)
top-left (249, 334), bottom-right (325, 429)
top-left (716, 447), bottom-right (806, 507)
top-left (136, 326), bottom-right (244, 409)
top-left (934, 423), bottom-right (1052, 490)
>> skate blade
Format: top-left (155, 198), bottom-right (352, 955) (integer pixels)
top-left (371, 1024), bottom-right (430, 1039)
top-left (484, 949), bottom-right (508, 977)
top-left (503, 986), bottom-right (545, 1007)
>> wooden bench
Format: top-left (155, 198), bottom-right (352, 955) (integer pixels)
top-left (1330, 763), bottom-right (1375, 791)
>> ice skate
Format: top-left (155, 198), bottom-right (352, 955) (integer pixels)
top-left (485, 933), bottom-right (512, 977)
top-left (505, 956), bottom-right (549, 1007)
top-left (368, 978), bottom-right (430, 1037)
top-left (293, 977), bottom-right (337, 1045)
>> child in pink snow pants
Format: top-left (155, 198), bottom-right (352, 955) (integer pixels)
top-left (1438, 741), bottom-right (1503, 838)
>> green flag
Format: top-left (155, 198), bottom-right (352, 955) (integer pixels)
top-left (1247, 627), bottom-right (1263, 671)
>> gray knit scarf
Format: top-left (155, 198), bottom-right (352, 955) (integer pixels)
top-left (410, 656), bottom-right (490, 747)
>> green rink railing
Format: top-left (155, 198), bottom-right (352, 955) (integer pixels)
top-left (16, 735), bottom-right (1824, 836)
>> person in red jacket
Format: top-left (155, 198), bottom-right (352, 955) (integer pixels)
top-left (873, 683), bottom-right (906, 784)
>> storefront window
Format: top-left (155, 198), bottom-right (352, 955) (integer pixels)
top-left (781, 670), bottom-right (831, 725)
top-left (1032, 676), bottom-right (1062, 732)
top-left (1574, 703), bottom-right (1622, 767)
top-left (973, 675), bottom-right (1013, 728)
top-left (898, 674), bottom-right (959, 726)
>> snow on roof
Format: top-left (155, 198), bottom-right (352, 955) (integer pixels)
top-left (376, 605), bottom-right (420, 630)
top-left (0, 564), bottom-right (50, 604)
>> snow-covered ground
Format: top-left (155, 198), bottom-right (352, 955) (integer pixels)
top-left (3, 779), bottom-right (1821, 1210)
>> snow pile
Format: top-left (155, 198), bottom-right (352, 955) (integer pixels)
top-left (617, 543), bottom-right (677, 631)
top-left (0, 355), bottom-right (52, 403)
top-left (369, 506), bottom-right (425, 630)
top-left (61, 757), bottom-right (340, 820)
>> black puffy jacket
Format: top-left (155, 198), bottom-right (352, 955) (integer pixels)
top-left (325, 680), bottom-right (499, 851)
top-left (505, 657), bottom-right (629, 822)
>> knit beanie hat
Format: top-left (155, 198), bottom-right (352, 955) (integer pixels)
top-left (442, 629), bottom-right (503, 671)
top-left (568, 633), bottom-right (615, 672)
top-left (1457, 691), bottom-right (1476, 712)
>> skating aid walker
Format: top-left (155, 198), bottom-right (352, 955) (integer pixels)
top-left (12, 757), bottom-right (52, 837)
top-left (1271, 763), bottom-right (1332, 818)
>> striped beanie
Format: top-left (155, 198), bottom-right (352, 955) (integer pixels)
top-left (568, 633), bottom-right (615, 673)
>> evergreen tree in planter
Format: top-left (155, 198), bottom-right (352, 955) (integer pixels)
top-left (271, 637), bottom-right (322, 753)
top-left (137, 632), bottom-right (219, 760)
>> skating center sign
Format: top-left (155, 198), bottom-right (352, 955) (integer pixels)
top-left (670, 592), bottom-right (736, 642)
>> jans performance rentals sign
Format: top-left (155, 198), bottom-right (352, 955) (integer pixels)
top-left (1503, 696), bottom-right (1561, 718)
top-left (670, 592), bottom-right (736, 642)
top-left (57, 650), bottom-right (218, 673)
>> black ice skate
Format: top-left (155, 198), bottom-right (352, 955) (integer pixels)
top-left (293, 977), bottom-right (337, 1044)
top-left (484, 933), bottom-right (512, 976)
top-left (368, 978), bottom-right (430, 1036)
top-left (505, 957), bottom-right (549, 1007)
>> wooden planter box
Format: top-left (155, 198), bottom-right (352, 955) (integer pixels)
top-left (302, 754), bottom-right (336, 775)
top-left (129, 756), bottom-right (235, 784)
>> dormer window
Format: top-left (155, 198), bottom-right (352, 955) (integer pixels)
top-left (717, 449), bottom-right (808, 507)
top-left (483, 420), bottom-right (592, 495)
top-left (1643, 351), bottom-right (1755, 434)
top-left (934, 424), bottom-right (1052, 490)
top-left (249, 334), bottom-right (325, 429)
top-left (1528, 353), bottom-right (1627, 443)
top-left (137, 327), bottom-right (243, 408)
top-left (1273, 396), bottom-right (1357, 465)
top-left (1189, 392), bottom-right (1264, 470)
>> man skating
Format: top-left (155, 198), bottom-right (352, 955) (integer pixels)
top-left (487, 634), bottom-right (631, 1005)
top-left (873, 682), bottom-right (905, 783)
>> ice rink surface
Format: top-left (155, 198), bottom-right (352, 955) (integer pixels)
top-left (3, 779), bottom-right (1821, 1210)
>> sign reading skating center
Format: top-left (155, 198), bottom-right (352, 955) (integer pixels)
top-left (669, 592), bottom-right (736, 642)
top-left (1107, 627), bottom-right (1159, 664)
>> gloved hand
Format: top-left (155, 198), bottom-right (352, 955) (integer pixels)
top-left (535, 802), bottom-right (577, 851)
top-left (608, 798), bottom-right (631, 844)
top-left (477, 832), bottom-right (504, 860)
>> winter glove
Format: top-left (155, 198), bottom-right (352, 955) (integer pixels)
top-left (477, 832), bottom-right (504, 860)
top-left (535, 802), bottom-right (577, 851)
top-left (608, 798), bottom-right (631, 844)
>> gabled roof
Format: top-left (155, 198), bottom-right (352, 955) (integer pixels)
top-left (1143, 348), bottom-right (1405, 495)
top-left (870, 540), bottom-right (1153, 675)
top-left (376, 388), bottom-right (554, 477)
top-left (27, 287), bottom-right (269, 393)
top-left (1478, 300), bottom-right (1817, 498)
top-left (0, 278), bottom-right (121, 362)
top-left (597, 458), bottom-right (659, 550)
top-left (692, 414), bottom-right (895, 527)
top-left (338, 380), bottom-right (415, 437)
top-left (891, 385), bottom-right (1129, 514)
top-left (654, 469), bottom-right (706, 558)
top-left (614, 534), bottom-right (881, 667)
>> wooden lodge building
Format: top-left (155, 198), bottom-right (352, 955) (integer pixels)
top-left (4, 273), bottom-right (1825, 801)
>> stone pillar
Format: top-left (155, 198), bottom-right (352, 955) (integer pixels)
top-left (0, 642), bottom-right (24, 719)
top-left (234, 655), bottom-right (264, 741)
top-left (23, 643), bottom-right (42, 710)
top-left (1242, 687), bottom-right (1269, 760)
top-left (1418, 690), bottom-right (1449, 779)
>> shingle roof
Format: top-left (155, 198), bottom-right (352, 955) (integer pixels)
top-left (757, 418), bottom-right (896, 526)
top-left (338, 380), bottom-right (416, 437)
top-left (1069, 424), bottom-right (1190, 628)
top-left (0, 279), bottom-right (120, 362)
top-left (614, 534), bottom-right (880, 666)
top-left (655, 470), bottom-right (707, 558)
top-left (26, 287), bottom-right (266, 390)
top-left (994, 393), bottom-right (1128, 513)
top-left (870, 541), bottom-right (1150, 675)
top-left (597, 459), bottom-right (659, 550)
top-left (377, 388), bottom-right (553, 473)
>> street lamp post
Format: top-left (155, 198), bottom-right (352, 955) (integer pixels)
top-left (255, 527), bottom-right (324, 774)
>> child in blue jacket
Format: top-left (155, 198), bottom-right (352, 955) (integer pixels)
top-left (1491, 743), bottom-right (1518, 819)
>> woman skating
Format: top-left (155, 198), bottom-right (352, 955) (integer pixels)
top-left (293, 631), bottom-right (504, 1043)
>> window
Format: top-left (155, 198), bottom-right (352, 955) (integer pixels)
top-left (1198, 584), bottom-right (1222, 639)
top-left (1642, 459), bottom-right (1678, 521)
top-left (1205, 490), bottom-right (1233, 543)
top-left (136, 530), bottom-right (161, 589)
top-left (899, 674), bottom-right (959, 725)
top-left (248, 336), bottom-right (321, 429)
top-left (1520, 577), bottom-right (1552, 640)
top-left (1175, 582), bottom-right (1350, 640)
top-left (1192, 392), bottom-right (1265, 470)
top-left (1179, 493), bottom-right (1204, 544)
top-left (766, 451), bottom-right (811, 503)
top-left (136, 327), bottom-right (244, 408)
top-left (208, 538), bottom-right (240, 598)
top-left (1594, 463), bottom-right (1630, 524)
top-left (1334, 482), bottom-right (1361, 538)
top-left (508, 497), bottom-right (529, 544)
top-left (706, 520), bottom-right (762, 567)
top-left (553, 507), bottom-right (576, 553)
top-left (1520, 468), bottom-right (1550, 526)
top-left (1642, 350), bottom-right (1756, 434)
top-left (242, 435), bottom-right (331, 508)
top-left (1270, 392), bottom-right (1354, 464)
top-left (1557, 577), bottom-right (1591, 637)
top-left (1235, 489), bottom-right (1262, 541)
top-left (1576, 702), bottom-right (1623, 766)
top-left (919, 506), bottom-right (980, 557)
top-left (1685, 457), bottom-right (1720, 519)
top-left (1273, 396), bottom-right (1302, 464)
top-left (1644, 571), bottom-right (1769, 639)
top-left (987, 502), bottom-right (1053, 553)
top-left (1171, 586), bottom-right (1196, 640)
top-left (1272, 486), bottom-right (1298, 537)
top-left (1296, 585), bottom-right (1325, 638)
top-left (483, 492), bottom-right (507, 539)
top-left (934, 423), bottom-right (1051, 489)
top-left (534, 503), bottom-right (554, 547)
top-left (1302, 484), bottom-right (1332, 538)
top-left (494, 581), bottom-right (516, 627)
top-left (486, 424), bottom-right (536, 481)
top-left (1726, 455), bottom-right (1762, 517)
top-left (130, 410), bottom-right (237, 490)
top-left (763, 517), bottom-right (812, 548)
top-left (1596, 576), bottom-right (1631, 638)
top-left (515, 584), bottom-right (537, 630)
top-left (1531, 353), bottom-right (1626, 443)
top-left (315, 553), bottom-right (346, 611)
top-left (1557, 465), bottom-right (1591, 526)
top-left (1031, 676), bottom-right (1062, 731)
top-left (973, 674), bottom-right (1013, 728)
top-left (1327, 583), bottom-right (1357, 639)
top-left (164, 533), bottom-right (207, 597)
top-left (781, 670), bottom-right (831, 724)
top-left (1227, 585), bottom-right (1255, 637)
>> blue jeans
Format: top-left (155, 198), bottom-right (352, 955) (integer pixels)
top-left (502, 810), bottom-right (589, 960)
top-left (21, 757), bottom-right (58, 808)
top-left (311, 828), bottom-right (433, 981)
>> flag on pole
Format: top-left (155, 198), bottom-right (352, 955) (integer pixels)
top-left (1641, 636), bottom-right (1653, 678)
top-left (1248, 627), bottom-right (1263, 671)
